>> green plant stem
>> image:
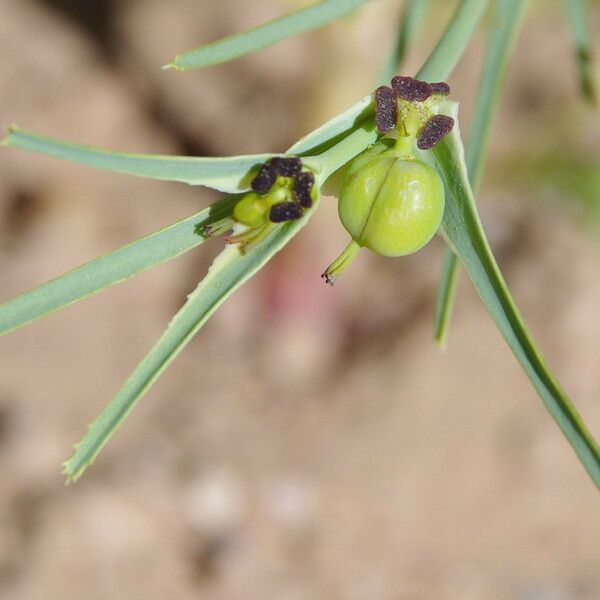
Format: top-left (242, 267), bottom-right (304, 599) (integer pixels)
top-left (1, 126), bottom-right (273, 194)
top-left (378, 0), bottom-right (431, 85)
top-left (434, 0), bottom-right (530, 347)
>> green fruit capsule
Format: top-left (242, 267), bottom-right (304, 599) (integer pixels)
top-left (322, 141), bottom-right (445, 284)
top-left (340, 148), bottom-right (444, 256)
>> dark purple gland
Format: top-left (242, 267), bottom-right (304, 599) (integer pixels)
top-left (269, 156), bottom-right (302, 178)
top-left (375, 86), bottom-right (398, 134)
top-left (417, 115), bottom-right (455, 150)
top-left (430, 82), bottom-right (451, 95)
top-left (269, 202), bottom-right (304, 223)
top-left (391, 76), bottom-right (432, 102)
top-left (250, 163), bottom-right (277, 194)
top-left (293, 171), bottom-right (315, 208)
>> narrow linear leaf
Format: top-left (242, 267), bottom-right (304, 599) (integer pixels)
top-left (416, 0), bottom-right (488, 82)
top-left (464, 0), bottom-right (530, 192)
top-left (562, 0), bottom-right (597, 104)
top-left (166, 0), bottom-right (372, 71)
top-left (378, 0), bottom-right (431, 85)
top-left (0, 196), bottom-right (238, 335)
top-left (434, 0), bottom-right (530, 347)
top-left (433, 250), bottom-right (460, 350)
top-left (1, 126), bottom-right (273, 193)
top-left (63, 200), bottom-right (319, 481)
top-left (420, 103), bottom-right (600, 487)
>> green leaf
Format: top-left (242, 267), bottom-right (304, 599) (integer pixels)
top-left (0, 196), bottom-right (238, 336)
top-left (165, 0), bottom-right (372, 71)
top-left (1, 126), bottom-right (273, 193)
top-left (434, 0), bottom-right (530, 347)
top-left (562, 0), bottom-right (597, 105)
top-left (378, 0), bottom-right (431, 85)
top-left (464, 0), bottom-right (531, 192)
top-left (63, 200), bottom-right (319, 481)
top-left (420, 102), bottom-right (600, 487)
top-left (433, 249), bottom-right (460, 350)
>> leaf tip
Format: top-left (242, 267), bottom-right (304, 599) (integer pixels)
top-left (61, 458), bottom-right (80, 485)
top-left (162, 57), bottom-right (183, 71)
top-left (434, 335), bottom-right (447, 352)
top-left (0, 123), bottom-right (20, 146)
top-left (62, 438), bottom-right (90, 484)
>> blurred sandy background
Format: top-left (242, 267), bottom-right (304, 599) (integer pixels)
top-left (1, 0), bottom-right (599, 598)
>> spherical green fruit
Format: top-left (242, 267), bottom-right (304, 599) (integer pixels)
top-left (338, 147), bottom-right (445, 256)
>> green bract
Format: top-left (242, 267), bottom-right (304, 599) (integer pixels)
top-left (338, 144), bottom-right (444, 256)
